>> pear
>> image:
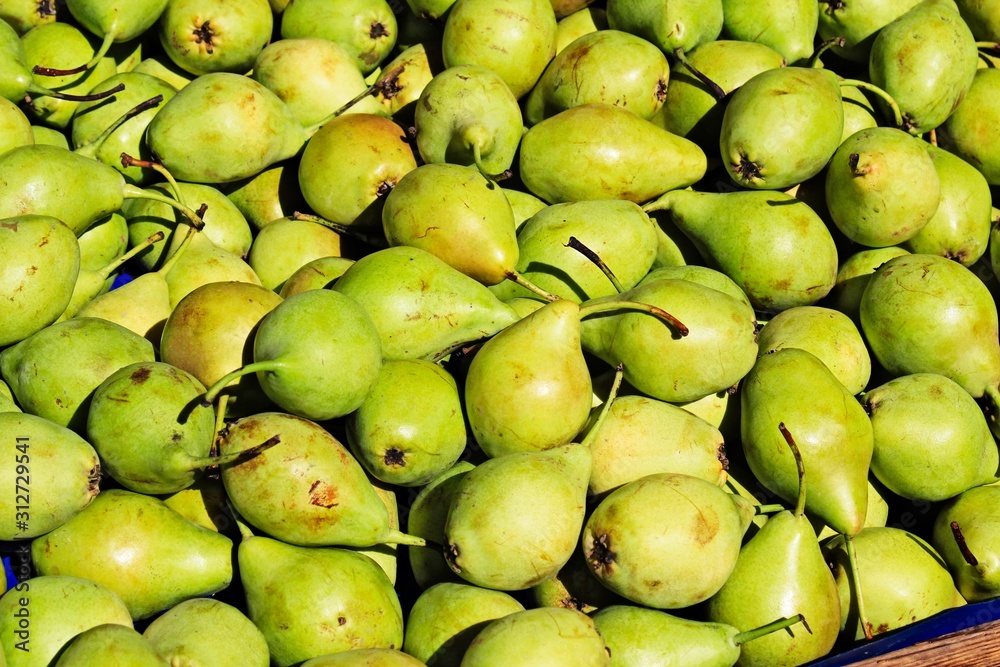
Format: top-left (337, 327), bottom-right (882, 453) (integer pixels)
top-left (0, 318), bottom-right (155, 433)
top-left (524, 30), bottom-right (670, 125)
top-left (741, 348), bottom-right (873, 536)
top-left (402, 583), bottom-right (524, 666)
top-left (869, 0), bottom-right (979, 134)
top-left (202, 289), bottom-right (381, 421)
top-left (0, 0), bottom-right (59, 34)
top-left (441, 0), bottom-right (556, 99)
top-left (219, 412), bottom-right (422, 548)
top-left (332, 246), bottom-right (519, 361)
top-left (864, 373), bottom-right (998, 501)
top-left (302, 651), bottom-right (426, 666)
top-left (938, 68), bottom-right (1000, 186)
top-left (0, 381), bottom-right (19, 413)
top-left (593, 605), bottom-right (807, 667)
top-left (226, 161), bottom-right (308, 231)
top-left (158, 0), bottom-right (272, 76)
top-left (29, 123), bottom-right (69, 148)
top-left (756, 306), bottom-right (871, 395)
top-left (707, 423), bottom-right (841, 666)
top-left (382, 163), bottom-right (518, 285)
top-left (824, 246), bottom-right (910, 323)
top-left (131, 55), bottom-right (192, 90)
top-left (813, 478), bottom-right (891, 541)
top-left (824, 527), bottom-right (965, 639)
top-left (299, 113), bottom-right (418, 230)
top-left (817, 0), bottom-right (922, 63)
top-left (239, 534), bottom-right (403, 667)
top-left (143, 598), bottom-right (270, 667)
top-left (347, 359), bottom-right (466, 486)
top-left (583, 395), bottom-right (729, 498)
top-left (504, 188), bottom-right (547, 232)
top-left (279, 257), bottom-right (355, 298)
top-left (637, 264), bottom-right (754, 314)
top-left (555, 7), bottom-right (608, 52)
top-left (53, 624), bottom-right (167, 667)
top-left (162, 233), bottom-right (262, 307)
top-left (159, 281), bottom-right (282, 418)
top-left (444, 444), bottom-right (591, 589)
top-left (903, 144), bottom-right (992, 266)
top-left (606, 0), bottom-right (722, 53)
top-left (580, 278), bottom-right (758, 403)
top-left (0, 96), bottom-right (32, 155)
top-left (932, 485), bottom-right (1000, 602)
top-left (859, 253), bottom-right (1000, 403)
top-left (0, 412), bottom-right (100, 540)
top-left (0, 215), bottom-right (80, 347)
top-left (460, 607), bottom-right (610, 666)
top-left (350, 481), bottom-right (400, 583)
top-left (720, 0), bottom-right (817, 64)
top-left (644, 189), bottom-right (838, 312)
top-left (520, 103), bottom-right (707, 204)
top-left (160, 477), bottom-right (229, 532)
top-left (372, 42), bottom-right (443, 120)
top-left (532, 549), bottom-right (628, 613)
top-left (31, 489), bottom-right (233, 620)
top-left (582, 472), bottom-right (749, 608)
top-left (77, 211), bottom-right (127, 272)
top-left (840, 81), bottom-right (879, 141)
top-left (280, 0), bottom-right (397, 76)
top-left (145, 72), bottom-right (308, 184)
top-left (0, 576), bottom-right (132, 667)
top-left (247, 217), bottom-right (343, 291)
top-left (408, 462), bottom-right (476, 588)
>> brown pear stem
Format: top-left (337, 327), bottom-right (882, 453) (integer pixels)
top-left (846, 534), bottom-right (874, 640)
top-left (75, 95), bottom-right (163, 160)
top-left (303, 63), bottom-right (404, 136)
top-left (778, 422), bottom-right (807, 518)
top-left (186, 434), bottom-right (281, 471)
top-left (26, 81), bottom-right (125, 102)
top-left (213, 394), bottom-right (229, 451)
top-left (809, 36), bottom-right (846, 68)
top-left (565, 236), bottom-right (625, 294)
top-left (951, 521), bottom-right (981, 567)
top-left (733, 614), bottom-right (807, 646)
top-left (291, 211), bottom-right (387, 248)
top-left (32, 28), bottom-right (116, 76)
top-left (580, 364), bottom-right (624, 450)
top-left (673, 48), bottom-right (726, 102)
top-left (119, 152), bottom-right (186, 205)
top-left (579, 300), bottom-right (689, 337)
top-left (505, 271), bottom-right (560, 302)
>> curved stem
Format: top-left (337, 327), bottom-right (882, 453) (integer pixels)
top-left (383, 529), bottom-right (427, 547)
top-left (95, 231), bottom-right (164, 280)
top-left (157, 224), bottom-right (198, 276)
top-left (809, 36), bottom-right (846, 68)
top-left (977, 42), bottom-right (1000, 53)
top-left (673, 48), bottom-right (726, 102)
top-left (733, 615), bottom-right (807, 646)
top-left (185, 434), bottom-right (281, 471)
top-left (75, 95), bottom-right (163, 159)
top-left (839, 79), bottom-right (904, 129)
top-left (756, 504), bottom-right (787, 515)
top-left (120, 153), bottom-right (184, 204)
top-left (846, 534), bottom-right (874, 640)
top-left (292, 211), bottom-right (387, 248)
top-left (26, 81), bottom-right (124, 102)
top-left (950, 521), bottom-right (985, 575)
top-left (470, 140), bottom-right (511, 183)
top-left (505, 270), bottom-right (560, 302)
top-left (202, 360), bottom-right (285, 406)
top-left (33, 27), bottom-right (116, 76)
top-left (580, 364), bottom-right (624, 450)
top-left (579, 300), bottom-right (689, 337)
top-left (778, 422), bottom-right (807, 518)
top-left (212, 394), bottom-right (229, 451)
top-left (122, 183), bottom-right (205, 230)
top-left (565, 236), bottom-right (624, 294)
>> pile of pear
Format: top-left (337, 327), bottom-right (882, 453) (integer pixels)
top-left (1, 0), bottom-right (1000, 664)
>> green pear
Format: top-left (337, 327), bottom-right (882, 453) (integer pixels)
top-left (817, 0), bottom-right (922, 63)
top-left (302, 651), bottom-right (426, 666)
top-left (226, 161), bottom-right (308, 231)
top-left (159, 281), bottom-right (282, 418)
top-left (720, 0), bottom-right (817, 64)
top-left (869, 0), bottom-right (979, 134)
top-left (162, 233), bottom-right (262, 307)
top-left (143, 598), bottom-right (270, 667)
top-left (525, 30), bottom-right (670, 125)
top-left (299, 113), bottom-right (418, 230)
top-left (825, 528), bottom-right (965, 639)
top-left (0, 96), bottom-right (32, 156)
top-left (372, 42), bottom-right (443, 119)
top-left (64, 0), bottom-right (167, 65)
top-left (461, 607), bottom-right (610, 666)
top-left (756, 306), bottom-right (871, 394)
top-left (955, 0), bottom-right (999, 39)
top-left (938, 68), bottom-right (1000, 185)
top-left (279, 257), bottom-right (355, 297)
top-left (158, 0), bottom-right (272, 76)
top-left (346, 359), bottom-right (466, 486)
top-left (159, 477), bottom-right (229, 532)
top-left (606, 0), bottom-right (722, 53)
top-left (0, 576), bottom-right (132, 667)
top-left (247, 218), bottom-right (343, 291)
top-left (860, 253), bottom-right (1000, 402)
top-left (520, 103), bottom-right (707, 204)
top-left (53, 624), bottom-right (167, 667)
top-left (280, 0), bottom-right (397, 75)
top-left (0, 317), bottom-right (155, 433)
top-left (383, 163), bottom-right (518, 285)
top-left (504, 188), bottom-right (547, 232)
top-left (932, 485), bottom-right (1000, 602)
top-left (741, 348), bottom-right (873, 535)
top-left (0, 380), bottom-right (19, 413)
top-left (0, 214), bottom-right (80, 347)
top-left (644, 189), bottom-right (838, 312)
top-left (239, 534), bottom-right (403, 667)
top-left (637, 264), bottom-right (754, 314)
top-left (131, 55), bottom-right (192, 89)
top-left (350, 481), bottom-right (400, 583)
top-left (77, 211), bottom-right (127, 271)
top-left (840, 81), bottom-right (879, 141)
top-left (823, 246), bottom-right (910, 323)
top-left (444, 444), bottom-right (591, 589)
top-left (555, 7), bottom-right (608, 52)
top-left (31, 489), bottom-right (233, 620)
top-left (146, 72), bottom-right (308, 184)
top-left (864, 373), bottom-right (998, 501)
top-left (582, 472), bottom-right (749, 608)
top-left (0, 0), bottom-right (59, 34)
top-left (407, 462), bottom-right (476, 589)
top-left (532, 549), bottom-right (628, 613)
top-left (813, 478), bottom-right (891, 541)
top-left (580, 279), bottom-right (758, 402)
top-left (332, 246), bottom-right (519, 360)
top-left (29, 123), bottom-right (69, 148)
top-left (402, 583), bottom-right (524, 666)
top-left (220, 411), bottom-right (422, 547)
top-left (0, 412), bottom-right (100, 540)
top-left (903, 144), bottom-right (992, 265)
top-left (441, 0), bottom-right (556, 99)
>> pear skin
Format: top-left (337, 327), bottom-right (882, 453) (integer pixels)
top-left (143, 598), bottom-right (270, 667)
top-left (53, 624), bottom-right (168, 667)
top-left (407, 462), bottom-right (476, 589)
top-left (460, 607), bottom-right (610, 666)
top-left (932, 485), bottom-right (1000, 602)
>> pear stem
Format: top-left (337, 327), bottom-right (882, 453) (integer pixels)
top-left (809, 36), bottom-right (846, 68)
top-left (673, 48), bottom-right (726, 102)
top-left (25, 82), bottom-right (125, 102)
top-left (122, 183), bottom-right (206, 231)
top-left (504, 271), bottom-right (561, 302)
top-left (733, 614), bottom-right (807, 646)
top-left (839, 79), bottom-right (904, 129)
top-left (581, 364), bottom-right (624, 450)
top-left (470, 141), bottom-right (512, 183)
top-left (565, 236), bottom-right (625, 294)
top-left (185, 434), bottom-right (281, 471)
top-left (303, 63), bottom-right (404, 136)
top-left (94, 231), bottom-right (164, 280)
top-left (977, 42), bottom-right (1000, 54)
top-left (75, 95), bottom-right (164, 159)
top-left (382, 529), bottom-right (428, 547)
top-left (32, 27), bottom-right (116, 76)
top-left (756, 504), bottom-right (787, 515)
top-left (292, 211), bottom-right (387, 248)
top-left (579, 300), bottom-right (689, 337)
top-left (157, 224), bottom-right (198, 276)
top-left (950, 521), bottom-right (982, 568)
top-left (846, 533), bottom-right (874, 640)
top-left (778, 422), bottom-right (807, 518)
top-left (212, 394), bottom-right (229, 450)
top-left (120, 153), bottom-right (186, 206)
top-left (928, 128), bottom-right (938, 147)
top-left (201, 361), bottom-right (286, 406)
